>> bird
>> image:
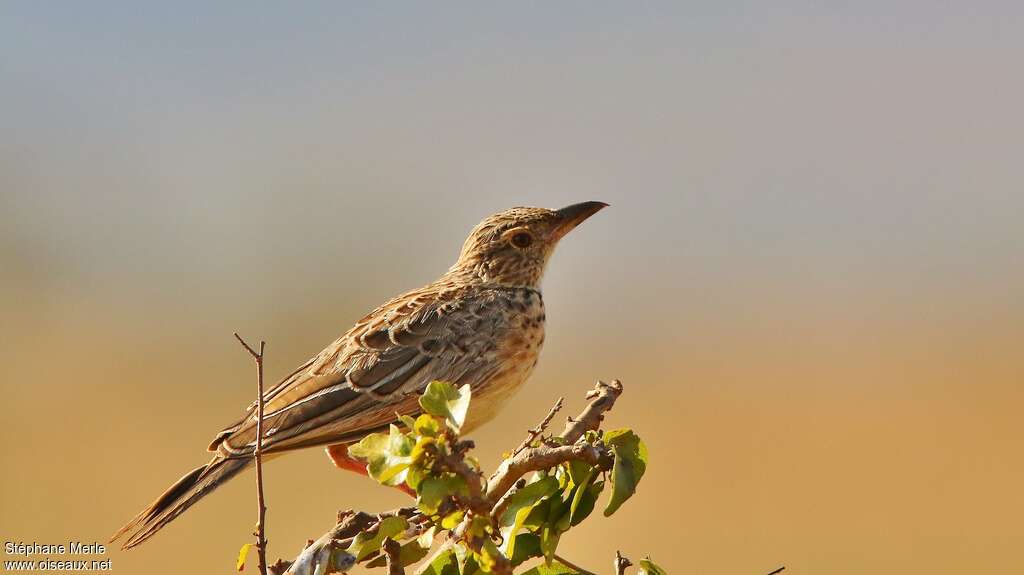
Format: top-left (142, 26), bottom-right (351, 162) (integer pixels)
top-left (111, 201), bottom-right (607, 549)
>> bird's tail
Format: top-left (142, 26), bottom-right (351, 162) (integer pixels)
top-left (110, 456), bottom-right (250, 549)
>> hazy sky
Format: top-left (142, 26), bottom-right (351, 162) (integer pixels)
top-left (2, 3), bottom-right (1022, 574)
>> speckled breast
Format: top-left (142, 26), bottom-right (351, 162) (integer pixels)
top-left (462, 287), bottom-right (546, 432)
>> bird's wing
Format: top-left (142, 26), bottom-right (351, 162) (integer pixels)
top-left (209, 286), bottom-right (501, 458)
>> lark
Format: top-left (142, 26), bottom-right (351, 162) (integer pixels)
top-left (112, 201), bottom-right (607, 549)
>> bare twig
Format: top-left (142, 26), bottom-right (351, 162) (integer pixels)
top-left (614, 550), bottom-right (632, 575)
top-left (235, 333), bottom-right (269, 575)
top-left (561, 380), bottom-right (623, 443)
top-left (283, 509), bottom-right (423, 575)
top-left (382, 538), bottom-right (404, 575)
top-left (511, 397), bottom-right (564, 456)
top-left (268, 560), bottom-right (291, 575)
top-left (765, 567), bottom-right (786, 575)
top-left (283, 511), bottom-right (373, 575)
top-left (486, 381), bottom-right (622, 505)
top-left (553, 553), bottom-right (599, 575)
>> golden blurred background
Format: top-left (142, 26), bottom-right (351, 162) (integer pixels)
top-left (2, 3), bottom-right (1023, 574)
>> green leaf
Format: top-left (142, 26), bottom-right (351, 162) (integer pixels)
top-left (236, 543), bottom-right (253, 572)
top-left (638, 557), bottom-right (669, 575)
top-left (346, 516), bottom-right (409, 561)
top-left (476, 537), bottom-right (504, 573)
top-left (418, 475), bottom-right (469, 515)
top-left (563, 463), bottom-right (602, 527)
top-left (603, 428), bottom-right (649, 516)
top-left (453, 543), bottom-right (471, 571)
top-left (405, 465), bottom-right (427, 493)
top-left (326, 549), bottom-right (357, 574)
top-left (520, 558), bottom-right (579, 575)
top-left (440, 509), bottom-right (465, 530)
top-left (540, 526), bottom-right (561, 564)
top-left (553, 498), bottom-right (572, 532)
top-left (418, 547), bottom-right (460, 575)
top-left (461, 554), bottom-right (482, 575)
top-left (569, 479), bottom-right (604, 526)
top-left (347, 433), bottom-right (387, 465)
top-left (365, 538), bottom-right (430, 568)
top-left (419, 381), bottom-right (472, 431)
top-left (414, 413), bottom-right (443, 437)
top-left (522, 498), bottom-right (552, 530)
top-left (418, 526), bottom-right (437, 548)
top-left (398, 413), bottom-right (418, 429)
top-left (498, 475), bottom-right (560, 526)
top-left (405, 436), bottom-right (437, 490)
top-left (500, 475), bottom-right (560, 559)
top-left (544, 488), bottom-right (569, 533)
top-left (466, 514), bottom-right (491, 538)
top-left (565, 459), bottom-right (592, 486)
top-left (508, 533), bottom-right (542, 566)
top-left (402, 540), bottom-right (432, 566)
top-left (554, 479), bottom-right (579, 532)
top-left (348, 425), bottom-right (415, 486)
top-left (555, 465), bottom-right (571, 491)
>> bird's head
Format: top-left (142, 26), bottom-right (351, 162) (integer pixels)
top-left (449, 201), bottom-right (608, 288)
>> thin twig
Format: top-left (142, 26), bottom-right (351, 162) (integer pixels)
top-left (486, 381), bottom-right (621, 504)
top-left (553, 553), bottom-right (599, 575)
top-left (511, 397), bottom-right (564, 456)
top-left (283, 508), bottom-right (423, 575)
top-left (561, 380), bottom-right (623, 444)
top-left (267, 560), bottom-right (291, 575)
top-left (382, 538), bottom-right (404, 575)
top-left (235, 332), bottom-right (269, 575)
top-left (765, 567), bottom-right (786, 575)
top-left (614, 550), bottom-right (632, 575)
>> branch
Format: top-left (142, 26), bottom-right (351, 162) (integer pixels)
top-left (486, 380), bottom-right (622, 505)
top-left (235, 332), bottom-right (269, 575)
top-left (765, 567), bottom-right (786, 575)
top-left (382, 538), bottom-right (404, 575)
top-left (561, 380), bottom-right (623, 444)
top-left (553, 554), bottom-right (598, 575)
top-left (436, 440), bottom-right (487, 512)
top-left (486, 442), bottom-right (611, 505)
top-left (614, 550), bottom-right (632, 575)
top-left (282, 508), bottom-right (421, 575)
top-left (510, 397), bottom-right (563, 456)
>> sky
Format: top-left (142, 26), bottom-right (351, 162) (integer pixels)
top-left (1, 2), bottom-right (1023, 574)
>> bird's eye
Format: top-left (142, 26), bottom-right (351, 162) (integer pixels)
top-left (510, 232), bottom-right (533, 248)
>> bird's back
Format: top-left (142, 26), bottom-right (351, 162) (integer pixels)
top-left (212, 281), bottom-right (545, 457)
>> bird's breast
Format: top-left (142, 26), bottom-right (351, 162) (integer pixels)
top-left (462, 288), bottom-right (546, 432)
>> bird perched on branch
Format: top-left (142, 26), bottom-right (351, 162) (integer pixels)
top-left (112, 201), bottom-right (608, 549)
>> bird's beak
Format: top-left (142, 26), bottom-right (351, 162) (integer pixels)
top-left (549, 201), bottom-right (609, 241)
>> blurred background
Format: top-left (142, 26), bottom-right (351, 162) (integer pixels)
top-left (2, 2), bottom-right (1022, 574)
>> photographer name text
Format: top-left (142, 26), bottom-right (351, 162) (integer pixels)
top-left (5, 542), bottom-right (106, 556)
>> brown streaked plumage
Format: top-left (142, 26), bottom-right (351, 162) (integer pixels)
top-left (111, 201), bottom-right (607, 549)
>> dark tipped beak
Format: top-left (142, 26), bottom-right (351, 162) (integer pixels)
top-left (550, 201), bottom-right (609, 241)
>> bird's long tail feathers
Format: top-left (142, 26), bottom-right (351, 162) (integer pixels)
top-left (110, 456), bottom-right (250, 549)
